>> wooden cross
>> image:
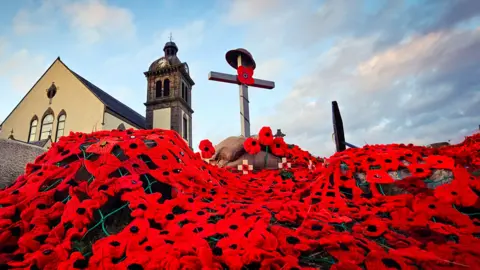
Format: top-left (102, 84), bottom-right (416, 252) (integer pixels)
top-left (208, 49), bottom-right (275, 137)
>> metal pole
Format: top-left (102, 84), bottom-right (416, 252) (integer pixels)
top-left (238, 55), bottom-right (250, 137)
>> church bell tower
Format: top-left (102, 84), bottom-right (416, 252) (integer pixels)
top-left (144, 40), bottom-right (195, 147)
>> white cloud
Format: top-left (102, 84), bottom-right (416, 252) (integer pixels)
top-left (0, 49), bottom-right (46, 93)
top-left (11, 0), bottom-right (61, 35)
top-left (254, 58), bottom-right (286, 80)
top-left (157, 20), bottom-right (206, 53)
top-left (62, 0), bottom-right (136, 44)
top-left (11, 0), bottom-right (136, 45)
top-left (12, 10), bottom-right (42, 35)
top-left (225, 0), bottom-right (288, 24)
top-left (0, 39), bottom-right (6, 57)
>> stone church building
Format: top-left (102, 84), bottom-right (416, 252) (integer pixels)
top-left (0, 41), bottom-right (194, 148)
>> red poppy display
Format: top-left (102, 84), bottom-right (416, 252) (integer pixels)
top-left (237, 66), bottom-right (254, 85)
top-left (0, 127), bottom-right (479, 270)
top-left (243, 137), bottom-right (261, 155)
top-left (198, 139), bottom-right (215, 159)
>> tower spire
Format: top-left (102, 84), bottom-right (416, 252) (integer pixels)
top-left (169, 32), bottom-right (173, 42)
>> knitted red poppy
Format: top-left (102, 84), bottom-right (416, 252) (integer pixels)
top-left (243, 137), bottom-right (261, 155)
top-left (199, 139), bottom-right (215, 159)
top-left (271, 137), bottom-right (287, 156)
top-left (0, 128), bottom-right (479, 269)
top-left (258, 126), bottom-right (274, 146)
top-left (237, 66), bottom-right (254, 85)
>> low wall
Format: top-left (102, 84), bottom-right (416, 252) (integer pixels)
top-left (0, 139), bottom-right (46, 188)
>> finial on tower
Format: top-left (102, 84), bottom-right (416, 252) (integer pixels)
top-left (169, 32), bottom-right (173, 42)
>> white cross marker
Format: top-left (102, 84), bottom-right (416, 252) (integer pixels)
top-left (238, 160), bottom-right (253, 175)
top-left (208, 49), bottom-right (275, 137)
top-left (278, 157), bottom-right (291, 169)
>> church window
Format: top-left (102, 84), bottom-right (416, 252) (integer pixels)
top-left (46, 83), bottom-right (57, 104)
top-left (182, 116), bottom-right (188, 141)
top-left (28, 116), bottom-right (38, 142)
top-left (181, 82), bottom-right (185, 99)
top-left (55, 113), bottom-right (66, 142)
top-left (164, 79), bottom-right (170, 96)
top-left (40, 114), bottom-right (54, 140)
top-left (155, 80), bottom-right (162, 98)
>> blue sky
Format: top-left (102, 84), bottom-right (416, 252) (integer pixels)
top-left (1, 0), bottom-right (479, 156)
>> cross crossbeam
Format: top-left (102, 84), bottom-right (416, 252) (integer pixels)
top-left (209, 50), bottom-right (275, 138)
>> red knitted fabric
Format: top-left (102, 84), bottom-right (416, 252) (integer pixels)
top-left (0, 128), bottom-right (479, 270)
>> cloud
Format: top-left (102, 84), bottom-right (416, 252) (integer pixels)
top-left (225, 0), bottom-right (480, 51)
top-left (0, 39), bottom-right (6, 56)
top-left (12, 10), bottom-right (43, 35)
top-left (254, 58), bottom-right (286, 80)
top-left (262, 28), bottom-right (480, 156)
top-left (225, 0), bottom-right (288, 24)
top-left (0, 49), bottom-right (47, 93)
top-left (157, 20), bottom-right (206, 53)
top-left (11, 0), bottom-right (136, 45)
top-left (228, 0), bottom-right (480, 157)
top-left (62, 0), bottom-right (136, 44)
top-left (11, 0), bottom-right (61, 35)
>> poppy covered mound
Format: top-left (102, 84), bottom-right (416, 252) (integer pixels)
top-left (0, 128), bottom-right (479, 270)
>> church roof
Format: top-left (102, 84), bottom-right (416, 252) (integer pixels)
top-left (28, 138), bottom-right (51, 148)
top-left (7, 137), bottom-right (51, 148)
top-left (0, 57), bottom-right (146, 130)
top-left (149, 56), bottom-right (182, 71)
top-left (70, 70), bottom-right (146, 129)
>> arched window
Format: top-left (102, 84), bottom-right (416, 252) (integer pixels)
top-left (40, 112), bottom-right (54, 140)
top-left (164, 79), bottom-right (170, 96)
top-left (28, 116), bottom-right (38, 142)
top-left (55, 112), bottom-right (66, 142)
top-left (155, 80), bottom-right (162, 98)
top-left (182, 116), bottom-right (188, 141)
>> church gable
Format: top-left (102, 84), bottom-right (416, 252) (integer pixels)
top-left (0, 58), bottom-right (105, 142)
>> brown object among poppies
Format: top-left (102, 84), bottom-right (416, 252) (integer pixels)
top-left (211, 135), bottom-right (280, 170)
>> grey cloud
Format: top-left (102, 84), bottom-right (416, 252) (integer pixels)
top-left (251, 25), bottom-right (480, 157)
top-left (425, 0), bottom-right (480, 32)
top-left (234, 0), bottom-right (480, 54)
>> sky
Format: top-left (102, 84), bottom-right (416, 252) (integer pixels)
top-left (0, 0), bottom-right (479, 157)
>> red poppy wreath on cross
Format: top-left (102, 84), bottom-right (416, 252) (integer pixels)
top-left (237, 66), bottom-right (254, 85)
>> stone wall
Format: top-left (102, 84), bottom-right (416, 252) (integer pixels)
top-left (0, 139), bottom-right (46, 188)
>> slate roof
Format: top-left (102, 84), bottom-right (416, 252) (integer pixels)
top-left (70, 71), bottom-right (146, 129)
top-left (7, 137), bottom-right (51, 148)
top-left (29, 138), bottom-right (51, 148)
